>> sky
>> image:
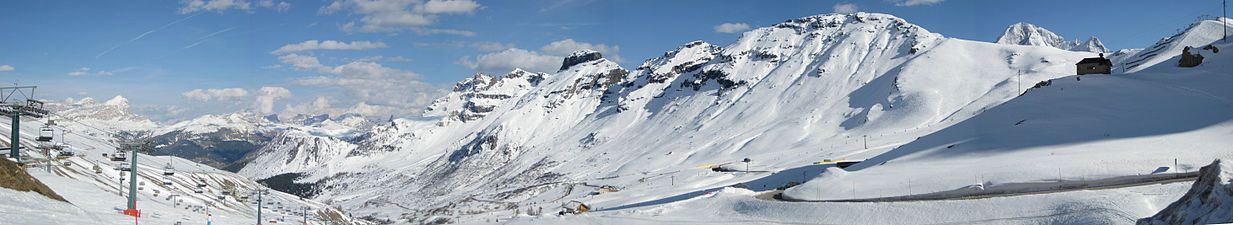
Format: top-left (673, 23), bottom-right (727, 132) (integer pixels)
top-left (0, 0), bottom-right (1224, 122)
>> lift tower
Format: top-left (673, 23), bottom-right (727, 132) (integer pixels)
top-left (121, 142), bottom-right (145, 218)
top-left (0, 85), bottom-right (48, 163)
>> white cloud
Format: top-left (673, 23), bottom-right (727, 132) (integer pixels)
top-left (833, 3), bottom-right (858, 14)
top-left (713, 23), bottom-right (752, 33)
top-left (178, 0), bottom-right (291, 14)
top-left (281, 97), bottom-right (407, 119)
top-left (254, 86), bottom-right (292, 114)
top-left (258, 0), bottom-right (291, 12)
top-left (412, 41), bottom-right (513, 51)
top-left (410, 28), bottom-right (477, 36)
top-left (890, 0), bottom-right (943, 6)
top-left (540, 38), bottom-right (621, 62)
top-left (320, 0), bottom-right (481, 34)
top-left (458, 48), bottom-right (561, 75)
top-left (458, 39), bottom-right (622, 74)
top-left (271, 40), bottom-right (389, 54)
top-left (279, 54), bottom-right (328, 71)
top-left (422, 0), bottom-right (481, 14)
top-left (470, 41), bottom-right (514, 51)
top-left (66, 67), bottom-right (114, 77)
top-left (0, 65), bottom-right (13, 72)
top-left (272, 50), bottom-right (444, 117)
top-left (182, 88), bottom-right (249, 101)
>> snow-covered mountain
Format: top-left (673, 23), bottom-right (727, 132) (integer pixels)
top-left (48, 96), bottom-right (159, 135)
top-left (149, 112), bottom-right (375, 170)
top-left (148, 112), bottom-right (278, 169)
top-left (997, 22), bottom-right (1110, 53)
top-left (238, 12), bottom-right (1104, 223)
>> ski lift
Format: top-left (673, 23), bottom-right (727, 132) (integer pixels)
top-left (116, 162), bottom-right (129, 171)
top-left (36, 126), bottom-right (53, 142)
top-left (56, 144), bottom-right (74, 157)
top-left (163, 163), bottom-right (175, 176)
top-left (194, 188), bottom-right (204, 194)
top-left (163, 177), bottom-right (173, 186)
top-left (110, 148), bottom-right (127, 162)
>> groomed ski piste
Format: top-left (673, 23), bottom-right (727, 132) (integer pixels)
top-left (0, 104), bottom-right (369, 224)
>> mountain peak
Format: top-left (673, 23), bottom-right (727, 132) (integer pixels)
top-left (997, 22), bottom-right (1068, 47)
top-left (997, 22), bottom-right (1107, 53)
top-left (1069, 36), bottom-right (1109, 53)
top-left (560, 50), bottom-right (604, 71)
top-left (104, 95), bottom-right (129, 107)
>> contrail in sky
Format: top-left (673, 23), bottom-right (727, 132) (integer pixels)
top-left (183, 26), bottom-right (239, 49)
top-left (96, 13), bottom-right (201, 58)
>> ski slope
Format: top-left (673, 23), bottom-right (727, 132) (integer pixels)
top-left (0, 108), bottom-right (367, 224)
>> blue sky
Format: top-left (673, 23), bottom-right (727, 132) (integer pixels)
top-left (0, 0), bottom-right (1223, 121)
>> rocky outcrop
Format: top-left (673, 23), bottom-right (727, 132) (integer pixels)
top-left (1179, 46), bottom-right (1206, 67)
top-left (560, 50), bottom-right (604, 71)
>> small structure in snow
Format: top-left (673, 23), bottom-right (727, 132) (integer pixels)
top-left (558, 200), bottom-right (590, 215)
top-left (1178, 46), bottom-right (1205, 68)
top-left (1075, 53), bottom-right (1112, 75)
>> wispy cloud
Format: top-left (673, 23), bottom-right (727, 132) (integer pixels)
top-left (97, 13), bottom-right (201, 58)
top-left (458, 38), bottom-right (622, 75)
top-left (713, 23), bottom-right (752, 33)
top-left (66, 67), bottom-right (114, 77)
top-left (890, 0), bottom-right (944, 6)
top-left (833, 3), bottom-right (858, 14)
top-left (0, 65), bottom-right (13, 72)
top-left (183, 26), bottom-right (239, 49)
top-left (183, 88), bottom-right (249, 101)
top-left (178, 0), bottom-right (292, 14)
top-left (320, 0), bottom-right (482, 35)
top-left (271, 40), bottom-right (388, 54)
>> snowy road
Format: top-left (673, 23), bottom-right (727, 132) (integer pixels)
top-left (764, 172), bottom-right (1198, 203)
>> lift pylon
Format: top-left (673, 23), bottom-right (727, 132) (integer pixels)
top-left (0, 85), bottom-right (48, 163)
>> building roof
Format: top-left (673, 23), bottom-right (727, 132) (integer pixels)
top-left (1076, 57), bottom-right (1112, 66)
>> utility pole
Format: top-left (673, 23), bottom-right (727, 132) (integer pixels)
top-left (863, 135), bottom-right (868, 149)
top-left (1224, 0), bottom-right (1227, 42)
top-left (302, 206), bottom-right (309, 225)
top-left (1018, 70), bottom-right (1022, 94)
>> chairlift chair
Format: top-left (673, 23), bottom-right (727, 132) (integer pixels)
top-left (56, 144), bottom-right (74, 157)
top-left (36, 126), bottom-right (53, 142)
top-left (163, 163), bottom-right (175, 176)
top-left (110, 149), bottom-right (127, 162)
